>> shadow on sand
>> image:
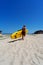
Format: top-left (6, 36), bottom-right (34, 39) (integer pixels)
top-left (8, 38), bottom-right (22, 43)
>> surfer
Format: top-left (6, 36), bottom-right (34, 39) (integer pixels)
top-left (22, 25), bottom-right (26, 40)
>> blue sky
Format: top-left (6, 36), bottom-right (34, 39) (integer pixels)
top-left (0, 0), bottom-right (43, 33)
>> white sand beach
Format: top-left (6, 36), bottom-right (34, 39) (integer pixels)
top-left (0, 34), bottom-right (43, 65)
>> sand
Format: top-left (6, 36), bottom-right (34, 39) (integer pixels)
top-left (0, 34), bottom-right (43, 65)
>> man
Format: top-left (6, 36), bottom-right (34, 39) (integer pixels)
top-left (22, 25), bottom-right (26, 40)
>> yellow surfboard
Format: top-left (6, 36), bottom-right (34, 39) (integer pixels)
top-left (10, 29), bottom-right (28, 39)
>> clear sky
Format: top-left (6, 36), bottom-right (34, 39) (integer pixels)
top-left (0, 0), bottom-right (43, 33)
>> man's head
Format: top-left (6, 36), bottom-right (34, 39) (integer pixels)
top-left (23, 25), bottom-right (26, 27)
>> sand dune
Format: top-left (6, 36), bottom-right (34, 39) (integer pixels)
top-left (0, 34), bottom-right (43, 65)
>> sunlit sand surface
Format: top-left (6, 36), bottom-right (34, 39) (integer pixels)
top-left (0, 34), bottom-right (43, 65)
